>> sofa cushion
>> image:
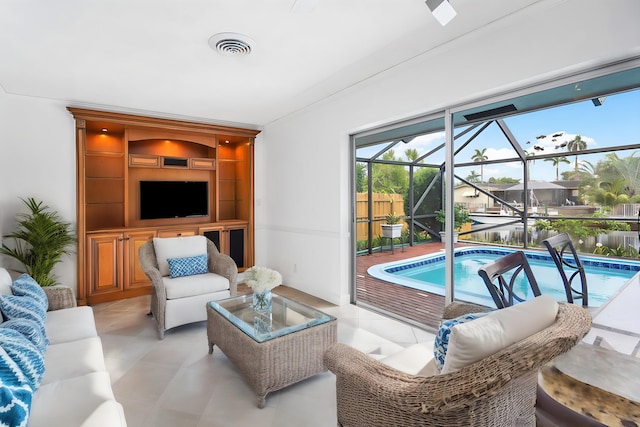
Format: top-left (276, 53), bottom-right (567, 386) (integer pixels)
top-left (45, 306), bottom-right (97, 345)
top-left (40, 337), bottom-right (106, 386)
top-left (30, 372), bottom-right (117, 426)
top-left (0, 328), bottom-right (45, 390)
top-left (433, 312), bottom-right (486, 371)
top-left (0, 268), bottom-right (13, 296)
top-left (153, 235), bottom-right (207, 277)
top-left (11, 274), bottom-right (48, 311)
top-left (380, 341), bottom-right (439, 377)
top-left (442, 295), bottom-right (559, 374)
top-left (167, 254), bottom-right (208, 278)
top-left (0, 295), bottom-right (47, 337)
top-left (0, 346), bottom-right (33, 427)
top-left (0, 318), bottom-right (49, 353)
top-left (163, 272), bottom-right (229, 299)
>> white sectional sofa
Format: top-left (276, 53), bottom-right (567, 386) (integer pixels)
top-left (0, 268), bottom-right (127, 426)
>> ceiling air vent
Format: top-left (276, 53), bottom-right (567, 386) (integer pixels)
top-left (208, 32), bottom-right (254, 56)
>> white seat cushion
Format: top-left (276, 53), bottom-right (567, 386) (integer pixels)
top-left (0, 268), bottom-right (13, 323)
top-left (163, 272), bottom-right (229, 299)
top-left (0, 268), bottom-right (13, 295)
top-left (153, 236), bottom-right (208, 277)
top-left (30, 372), bottom-right (118, 426)
top-left (442, 295), bottom-right (559, 374)
top-left (41, 337), bottom-right (106, 385)
top-left (380, 341), bottom-right (439, 377)
top-left (78, 400), bottom-right (127, 427)
top-left (46, 306), bottom-right (98, 345)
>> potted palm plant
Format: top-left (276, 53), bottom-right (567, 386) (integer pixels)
top-left (435, 203), bottom-right (470, 243)
top-left (381, 211), bottom-right (403, 239)
top-left (1, 197), bottom-right (76, 287)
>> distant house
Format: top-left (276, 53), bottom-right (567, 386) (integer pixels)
top-left (504, 180), bottom-right (569, 207)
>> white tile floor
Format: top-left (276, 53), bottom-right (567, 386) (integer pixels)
top-left (92, 289), bottom-right (434, 427)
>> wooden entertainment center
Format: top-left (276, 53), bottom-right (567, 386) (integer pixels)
top-left (68, 108), bottom-right (260, 305)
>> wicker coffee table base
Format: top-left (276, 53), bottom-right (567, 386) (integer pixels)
top-left (206, 304), bottom-right (337, 408)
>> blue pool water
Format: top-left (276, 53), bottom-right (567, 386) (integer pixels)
top-left (367, 247), bottom-right (640, 307)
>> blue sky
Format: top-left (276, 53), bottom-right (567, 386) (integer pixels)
top-left (358, 87), bottom-right (640, 182)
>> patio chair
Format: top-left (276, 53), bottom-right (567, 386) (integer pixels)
top-left (543, 232), bottom-right (588, 306)
top-left (477, 250), bottom-right (542, 309)
top-left (325, 296), bottom-right (592, 427)
top-left (139, 236), bottom-right (238, 339)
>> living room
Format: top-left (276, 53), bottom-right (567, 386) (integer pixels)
top-left (1, 1), bottom-right (639, 425)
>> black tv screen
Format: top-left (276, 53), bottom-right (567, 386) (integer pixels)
top-left (140, 181), bottom-right (208, 220)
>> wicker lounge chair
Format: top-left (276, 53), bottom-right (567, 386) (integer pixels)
top-left (139, 236), bottom-right (237, 339)
top-left (324, 300), bottom-right (591, 427)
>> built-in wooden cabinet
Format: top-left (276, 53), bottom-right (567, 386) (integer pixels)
top-left (86, 230), bottom-right (156, 304)
top-left (70, 108), bottom-right (259, 305)
top-left (200, 222), bottom-right (248, 269)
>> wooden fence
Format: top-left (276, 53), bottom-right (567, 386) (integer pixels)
top-left (356, 193), bottom-right (405, 240)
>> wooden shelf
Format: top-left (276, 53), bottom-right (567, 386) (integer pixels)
top-left (70, 108), bottom-right (259, 305)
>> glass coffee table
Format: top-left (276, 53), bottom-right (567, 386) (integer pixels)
top-left (206, 293), bottom-right (337, 408)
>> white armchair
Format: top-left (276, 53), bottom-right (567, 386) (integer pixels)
top-left (139, 236), bottom-right (237, 339)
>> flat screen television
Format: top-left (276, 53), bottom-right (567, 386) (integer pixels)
top-left (140, 181), bottom-right (208, 220)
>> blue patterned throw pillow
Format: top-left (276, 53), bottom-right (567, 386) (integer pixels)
top-left (0, 328), bottom-right (45, 391)
top-left (0, 318), bottom-right (49, 353)
top-left (0, 346), bottom-right (33, 427)
top-left (166, 254), bottom-right (208, 278)
top-left (0, 295), bottom-right (47, 339)
top-left (11, 274), bottom-right (48, 312)
top-left (433, 312), bottom-right (486, 371)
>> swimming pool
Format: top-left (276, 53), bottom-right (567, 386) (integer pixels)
top-left (367, 247), bottom-right (640, 307)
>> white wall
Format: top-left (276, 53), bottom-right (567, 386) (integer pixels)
top-left (1, 0), bottom-right (639, 304)
top-left (255, 0), bottom-right (640, 305)
top-left (0, 91), bottom-right (77, 291)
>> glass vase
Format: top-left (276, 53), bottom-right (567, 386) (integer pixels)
top-left (252, 290), bottom-right (272, 312)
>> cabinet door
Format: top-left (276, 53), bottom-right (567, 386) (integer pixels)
top-left (201, 225), bottom-right (247, 269)
top-left (124, 230), bottom-right (156, 289)
top-left (201, 227), bottom-right (224, 253)
top-left (87, 233), bottom-right (124, 296)
top-left (227, 225), bottom-right (247, 269)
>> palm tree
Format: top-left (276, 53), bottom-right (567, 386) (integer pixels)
top-left (567, 135), bottom-right (587, 172)
top-left (471, 148), bottom-right (489, 211)
top-left (405, 148), bottom-right (420, 163)
top-left (471, 148), bottom-right (488, 183)
top-left (544, 156), bottom-right (570, 180)
top-left (606, 152), bottom-right (640, 195)
top-left (466, 170), bottom-right (481, 183)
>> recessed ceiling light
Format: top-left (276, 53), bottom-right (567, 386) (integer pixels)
top-left (208, 32), bottom-right (254, 56)
top-left (101, 128), bottom-right (108, 132)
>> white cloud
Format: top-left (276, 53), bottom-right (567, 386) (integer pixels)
top-left (406, 132), bottom-right (445, 152)
top-left (485, 147), bottom-right (517, 160)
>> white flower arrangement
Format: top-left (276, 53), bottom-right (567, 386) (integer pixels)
top-left (244, 266), bottom-right (282, 293)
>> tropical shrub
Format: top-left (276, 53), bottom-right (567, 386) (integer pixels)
top-left (0, 198), bottom-right (75, 287)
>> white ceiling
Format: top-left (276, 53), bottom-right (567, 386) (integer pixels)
top-left (1, 0), bottom-right (541, 128)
